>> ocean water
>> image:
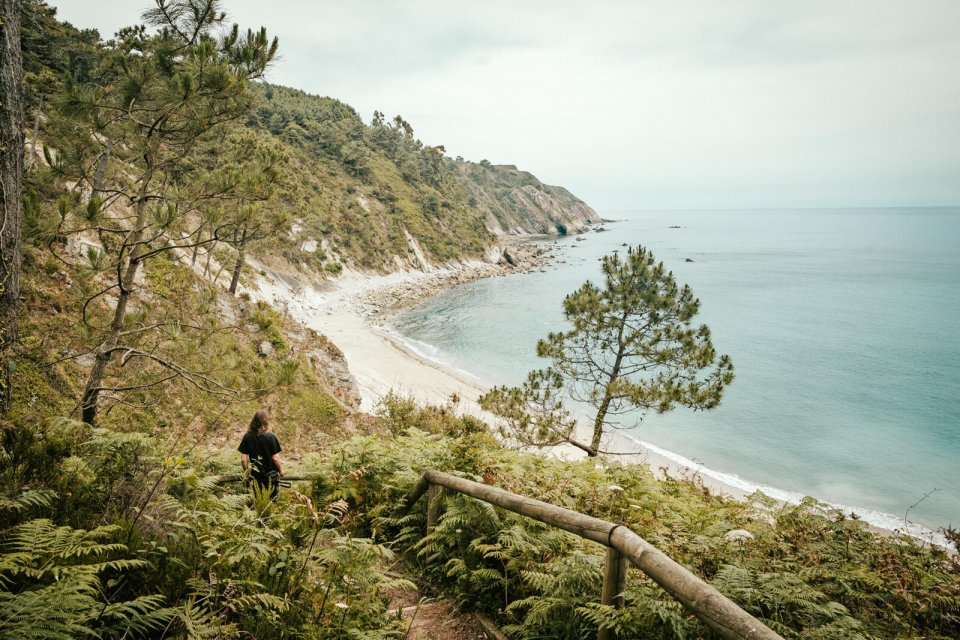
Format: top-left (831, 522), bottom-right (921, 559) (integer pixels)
top-left (390, 208), bottom-right (960, 535)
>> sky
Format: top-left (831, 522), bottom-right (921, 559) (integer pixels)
top-left (50, 0), bottom-right (960, 212)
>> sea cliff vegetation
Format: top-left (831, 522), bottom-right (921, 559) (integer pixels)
top-left (1, 1), bottom-right (958, 639)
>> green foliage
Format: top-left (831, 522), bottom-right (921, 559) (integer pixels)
top-left (29, 0), bottom-right (281, 425)
top-left (376, 391), bottom-right (490, 438)
top-left (141, 479), bottom-right (406, 638)
top-left (0, 511), bottom-right (175, 639)
top-left (302, 427), bottom-right (960, 640)
top-left (241, 83), bottom-right (494, 271)
top-left (1, 424), bottom-right (409, 639)
top-left (249, 300), bottom-right (288, 353)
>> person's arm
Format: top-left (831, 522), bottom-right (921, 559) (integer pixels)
top-left (240, 453), bottom-right (251, 483)
top-left (271, 453), bottom-right (284, 477)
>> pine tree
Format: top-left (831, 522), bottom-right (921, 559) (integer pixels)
top-left (481, 245), bottom-right (734, 455)
top-left (47, 0), bottom-right (278, 424)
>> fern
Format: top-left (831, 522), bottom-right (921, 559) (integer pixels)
top-left (0, 518), bottom-right (171, 640)
top-left (0, 489), bottom-right (55, 515)
top-left (712, 565), bottom-right (868, 638)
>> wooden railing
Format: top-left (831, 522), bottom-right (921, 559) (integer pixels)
top-left (403, 469), bottom-right (783, 640)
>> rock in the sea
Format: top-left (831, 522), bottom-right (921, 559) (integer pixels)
top-left (685, 258), bottom-right (695, 262)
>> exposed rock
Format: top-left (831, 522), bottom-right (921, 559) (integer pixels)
top-left (685, 258), bottom-right (695, 263)
top-left (308, 340), bottom-right (361, 409)
top-left (456, 163), bottom-right (601, 236)
top-left (258, 340), bottom-right (274, 358)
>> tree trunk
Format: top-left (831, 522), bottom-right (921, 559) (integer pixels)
top-left (80, 166), bottom-right (153, 425)
top-left (204, 240), bottom-right (214, 277)
top-left (589, 312), bottom-right (630, 454)
top-left (0, 0), bottom-right (24, 415)
top-left (191, 225), bottom-right (203, 266)
top-left (590, 395), bottom-right (611, 455)
top-left (591, 360), bottom-right (625, 454)
top-left (91, 136), bottom-right (112, 199)
top-left (228, 227), bottom-right (247, 295)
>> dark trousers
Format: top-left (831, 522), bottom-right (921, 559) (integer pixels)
top-left (251, 472), bottom-right (279, 500)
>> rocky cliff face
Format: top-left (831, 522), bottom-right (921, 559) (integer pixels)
top-left (457, 163), bottom-right (601, 236)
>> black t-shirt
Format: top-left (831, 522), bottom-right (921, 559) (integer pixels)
top-left (238, 431), bottom-right (282, 477)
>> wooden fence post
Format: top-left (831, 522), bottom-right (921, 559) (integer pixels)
top-left (426, 484), bottom-right (442, 534)
top-left (598, 546), bottom-right (629, 640)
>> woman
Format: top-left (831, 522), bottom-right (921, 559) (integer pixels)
top-left (238, 409), bottom-right (285, 500)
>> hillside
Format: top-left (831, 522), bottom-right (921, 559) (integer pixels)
top-left (19, 7), bottom-right (598, 279)
top-left (242, 83), bottom-right (599, 274)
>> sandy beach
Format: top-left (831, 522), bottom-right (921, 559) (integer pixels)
top-left (253, 261), bottom-right (516, 413)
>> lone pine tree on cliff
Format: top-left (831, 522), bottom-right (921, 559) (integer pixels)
top-left (480, 245), bottom-right (734, 456)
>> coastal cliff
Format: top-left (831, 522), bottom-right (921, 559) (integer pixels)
top-left (458, 162), bottom-right (601, 235)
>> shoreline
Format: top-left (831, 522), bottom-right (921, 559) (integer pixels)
top-left (245, 249), bottom-right (951, 550)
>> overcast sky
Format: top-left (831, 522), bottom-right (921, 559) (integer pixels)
top-left (50, 1), bottom-right (960, 212)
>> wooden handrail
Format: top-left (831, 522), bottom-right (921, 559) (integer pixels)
top-left (214, 474), bottom-right (314, 484)
top-left (403, 469), bottom-right (783, 640)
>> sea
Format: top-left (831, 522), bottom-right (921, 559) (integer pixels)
top-left (389, 208), bottom-right (960, 539)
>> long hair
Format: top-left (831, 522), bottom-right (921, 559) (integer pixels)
top-left (248, 409), bottom-right (270, 434)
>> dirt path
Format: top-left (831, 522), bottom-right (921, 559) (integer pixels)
top-left (389, 586), bottom-right (494, 640)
